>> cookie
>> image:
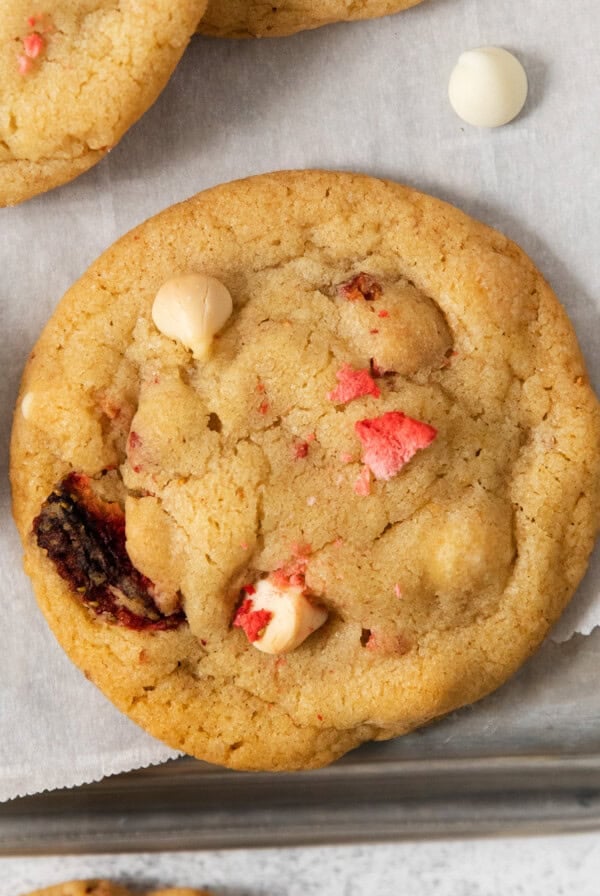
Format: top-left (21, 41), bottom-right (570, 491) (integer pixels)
top-left (0, 1), bottom-right (207, 207)
top-left (11, 170), bottom-right (600, 771)
top-left (198, 0), bottom-right (425, 38)
top-left (23, 882), bottom-right (211, 896)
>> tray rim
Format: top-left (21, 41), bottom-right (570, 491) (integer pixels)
top-left (3, 750), bottom-right (600, 854)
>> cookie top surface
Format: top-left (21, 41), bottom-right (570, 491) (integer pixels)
top-left (198, 0), bottom-right (424, 38)
top-left (11, 170), bottom-right (600, 770)
top-left (23, 882), bottom-right (211, 896)
top-left (0, 0), bottom-right (206, 206)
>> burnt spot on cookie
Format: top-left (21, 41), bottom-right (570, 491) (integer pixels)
top-left (32, 472), bottom-right (184, 631)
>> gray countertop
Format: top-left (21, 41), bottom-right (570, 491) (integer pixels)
top-left (3, 837), bottom-right (600, 896)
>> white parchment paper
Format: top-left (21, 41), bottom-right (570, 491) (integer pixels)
top-left (1, 0), bottom-right (599, 801)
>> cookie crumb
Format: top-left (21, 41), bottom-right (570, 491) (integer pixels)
top-left (340, 452), bottom-right (354, 464)
top-left (307, 496), bottom-right (317, 506)
top-left (377, 309), bottom-right (389, 318)
top-left (394, 583), bottom-right (402, 599)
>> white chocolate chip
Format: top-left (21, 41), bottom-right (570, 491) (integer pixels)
top-left (245, 578), bottom-right (327, 655)
top-left (448, 47), bottom-right (528, 128)
top-left (152, 273), bottom-right (233, 359)
top-left (21, 392), bottom-right (35, 419)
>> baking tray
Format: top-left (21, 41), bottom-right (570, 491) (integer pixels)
top-left (2, 0), bottom-right (600, 855)
top-left (2, 627), bottom-right (600, 853)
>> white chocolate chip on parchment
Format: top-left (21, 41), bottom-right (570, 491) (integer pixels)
top-left (239, 578), bottom-right (328, 655)
top-left (448, 47), bottom-right (528, 128)
top-left (152, 273), bottom-right (233, 359)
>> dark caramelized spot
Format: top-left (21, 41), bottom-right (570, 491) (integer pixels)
top-left (32, 472), bottom-right (184, 631)
top-left (369, 357), bottom-right (396, 379)
top-left (337, 272), bottom-right (383, 302)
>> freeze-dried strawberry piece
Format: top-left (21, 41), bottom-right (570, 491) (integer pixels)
top-left (327, 363), bottom-right (381, 404)
top-left (337, 272), bottom-right (382, 302)
top-left (233, 598), bottom-right (272, 642)
top-left (33, 472), bottom-right (184, 630)
top-left (355, 411), bottom-right (437, 480)
top-left (270, 542), bottom-right (311, 590)
top-left (353, 465), bottom-right (371, 496)
top-left (293, 440), bottom-right (309, 459)
top-left (127, 430), bottom-right (144, 473)
top-left (23, 32), bottom-right (44, 58)
top-left (18, 55), bottom-right (33, 75)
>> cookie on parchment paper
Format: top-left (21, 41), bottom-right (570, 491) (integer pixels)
top-left (11, 170), bottom-right (600, 771)
top-left (198, 0), bottom-right (425, 38)
top-left (0, 1), bottom-right (207, 206)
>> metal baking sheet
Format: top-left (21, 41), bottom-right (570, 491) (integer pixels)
top-left (3, 628), bottom-right (600, 852)
top-left (2, 0), bottom-right (600, 845)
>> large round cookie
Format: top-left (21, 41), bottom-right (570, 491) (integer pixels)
top-left (11, 171), bottom-right (600, 771)
top-left (0, 1), bottom-right (207, 206)
top-left (198, 0), bottom-right (425, 38)
top-left (24, 882), bottom-right (212, 896)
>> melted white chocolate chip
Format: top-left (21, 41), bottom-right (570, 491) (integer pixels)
top-left (152, 273), bottom-right (233, 359)
top-left (448, 47), bottom-right (528, 128)
top-left (21, 392), bottom-right (35, 419)
top-left (245, 578), bottom-right (328, 655)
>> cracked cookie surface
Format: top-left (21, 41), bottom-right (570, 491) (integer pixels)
top-left (198, 0), bottom-right (425, 38)
top-left (0, 0), bottom-right (206, 206)
top-left (24, 882), bottom-right (212, 896)
top-left (11, 170), bottom-right (600, 771)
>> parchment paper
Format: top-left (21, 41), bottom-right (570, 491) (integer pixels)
top-left (1, 0), bottom-right (599, 801)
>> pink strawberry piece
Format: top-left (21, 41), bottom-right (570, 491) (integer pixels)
top-left (17, 55), bottom-right (32, 74)
top-left (327, 364), bottom-right (381, 404)
top-left (23, 32), bottom-right (44, 58)
top-left (355, 411), bottom-right (437, 480)
top-left (294, 441), bottom-right (309, 459)
top-left (353, 465), bottom-right (371, 496)
top-left (233, 598), bottom-right (272, 642)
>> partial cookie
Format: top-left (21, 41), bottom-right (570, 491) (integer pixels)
top-left (23, 882), bottom-right (212, 896)
top-left (11, 171), bottom-right (600, 771)
top-left (198, 0), bottom-right (425, 38)
top-left (0, 1), bottom-right (207, 206)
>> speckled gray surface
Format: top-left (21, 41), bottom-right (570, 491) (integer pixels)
top-left (3, 839), bottom-right (600, 896)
